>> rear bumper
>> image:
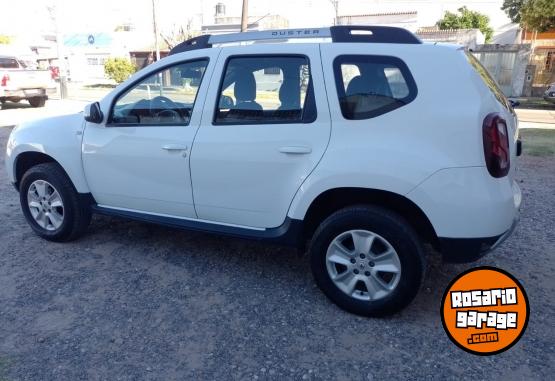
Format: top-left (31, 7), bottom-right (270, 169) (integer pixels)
top-left (0, 87), bottom-right (56, 99)
top-left (439, 216), bottom-right (518, 263)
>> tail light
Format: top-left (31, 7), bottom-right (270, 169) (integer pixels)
top-left (483, 113), bottom-right (510, 178)
top-left (1, 74), bottom-right (9, 87)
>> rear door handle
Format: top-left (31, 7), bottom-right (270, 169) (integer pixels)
top-left (279, 146), bottom-right (312, 154)
top-left (162, 144), bottom-right (188, 151)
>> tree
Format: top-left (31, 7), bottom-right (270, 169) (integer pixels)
top-left (502, 0), bottom-right (524, 23)
top-left (0, 35), bottom-right (11, 44)
top-left (160, 19), bottom-right (198, 50)
top-left (502, 0), bottom-right (555, 32)
top-left (520, 0), bottom-right (555, 32)
top-left (437, 6), bottom-right (494, 43)
top-left (104, 58), bottom-right (137, 83)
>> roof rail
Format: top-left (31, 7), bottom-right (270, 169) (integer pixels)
top-left (170, 35), bottom-right (212, 55)
top-left (330, 25), bottom-right (421, 44)
top-left (168, 25), bottom-right (421, 55)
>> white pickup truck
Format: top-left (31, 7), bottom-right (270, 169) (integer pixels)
top-left (0, 55), bottom-right (56, 108)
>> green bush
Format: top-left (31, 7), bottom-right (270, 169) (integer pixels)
top-left (437, 6), bottom-right (494, 43)
top-left (104, 57), bottom-right (137, 83)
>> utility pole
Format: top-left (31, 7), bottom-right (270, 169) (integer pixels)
top-left (329, 0), bottom-right (339, 26)
top-left (240, 0), bottom-right (249, 32)
top-left (152, 0), bottom-right (161, 61)
top-left (55, 0), bottom-right (68, 99)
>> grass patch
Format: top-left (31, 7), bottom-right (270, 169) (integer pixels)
top-left (520, 129), bottom-right (555, 157)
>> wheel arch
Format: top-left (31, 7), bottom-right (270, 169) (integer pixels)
top-left (14, 152), bottom-right (76, 192)
top-left (300, 187), bottom-right (438, 246)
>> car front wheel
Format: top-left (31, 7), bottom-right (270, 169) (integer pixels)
top-left (19, 163), bottom-right (91, 241)
top-left (310, 205), bottom-right (426, 317)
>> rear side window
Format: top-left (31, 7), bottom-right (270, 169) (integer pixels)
top-left (0, 58), bottom-right (19, 68)
top-left (214, 55), bottom-right (316, 124)
top-left (333, 55), bottom-right (417, 120)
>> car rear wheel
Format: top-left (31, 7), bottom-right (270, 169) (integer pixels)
top-left (28, 97), bottom-right (46, 108)
top-left (20, 163), bottom-right (91, 241)
top-left (310, 205), bottom-right (425, 317)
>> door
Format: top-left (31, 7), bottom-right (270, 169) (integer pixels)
top-left (191, 44), bottom-right (331, 228)
top-left (82, 54), bottom-right (215, 217)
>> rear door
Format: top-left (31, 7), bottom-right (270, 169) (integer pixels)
top-left (190, 44), bottom-right (331, 228)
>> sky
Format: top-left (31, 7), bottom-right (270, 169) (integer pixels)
top-left (0, 0), bottom-right (333, 36)
top-left (0, 0), bottom-right (510, 38)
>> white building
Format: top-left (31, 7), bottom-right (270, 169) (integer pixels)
top-left (335, 0), bottom-right (519, 44)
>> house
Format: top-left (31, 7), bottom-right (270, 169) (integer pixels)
top-left (201, 2), bottom-right (288, 35)
top-left (337, 11), bottom-right (418, 31)
top-left (522, 30), bottom-right (555, 94)
top-left (416, 27), bottom-right (485, 49)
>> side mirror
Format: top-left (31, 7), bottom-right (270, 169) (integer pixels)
top-left (509, 100), bottom-right (520, 108)
top-left (84, 102), bottom-right (103, 124)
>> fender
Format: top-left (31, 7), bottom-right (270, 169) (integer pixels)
top-left (7, 112), bottom-right (90, 193)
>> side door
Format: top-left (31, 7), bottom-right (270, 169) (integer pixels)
top-left (191, 44), bottom-right (331, 228)
top-left (82, 51), bottom-right (217, 217)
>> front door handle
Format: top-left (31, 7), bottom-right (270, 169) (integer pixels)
top-left (162, 144), bottom-right (188, 151)
top-left (279, 146), bottom-right (312, 154)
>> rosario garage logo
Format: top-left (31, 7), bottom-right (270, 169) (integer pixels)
top-left (440, 267), bottom-right (529, 355)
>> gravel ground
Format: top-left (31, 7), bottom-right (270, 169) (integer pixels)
top-left (0, 125), bottom-right (554, 380)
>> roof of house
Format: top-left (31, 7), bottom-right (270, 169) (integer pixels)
top-left (338, 11), bottom-right (417, 18)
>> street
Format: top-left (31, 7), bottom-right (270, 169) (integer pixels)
top-left (516, 108), bottom-right (555, 129)
top-left (0, 101), bottom-right (554, 380)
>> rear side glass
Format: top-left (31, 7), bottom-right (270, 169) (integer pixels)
top-left (214, 55), bottom-right (316, 125)
top-left (333, 55), bottom-right (417, 120)
top-left (465, 52), bottom-right (511, 111)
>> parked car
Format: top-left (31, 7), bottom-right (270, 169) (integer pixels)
top-left (5, 26), bottom-right (522, 316)
top-left (543, 83), bottom-right (555, 103)
top-left (0, 54), bottom-right (56, 108)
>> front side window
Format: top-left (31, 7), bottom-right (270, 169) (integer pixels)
top-left (334, 55), bottom-right (417, 120)
top-left (110, 59), bottom-right (208, 126)
top-left (214, 55), bottom-right (315, 124)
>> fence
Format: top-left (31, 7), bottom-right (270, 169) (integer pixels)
top-left (471, 44), bottom-right (532, 97)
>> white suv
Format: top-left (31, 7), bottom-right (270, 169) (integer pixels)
top-left (5, 26), bottom-right (522, 316)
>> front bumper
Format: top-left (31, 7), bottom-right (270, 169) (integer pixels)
top-left (439, 216), bottom-right (519, 263)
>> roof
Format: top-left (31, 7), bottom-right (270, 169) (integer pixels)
top-left (339, 11), bottom-right (417, 18)
top-left (169, 26), bottom-right (422, 55)
top-left (416, 28), bottom-right (482, 38)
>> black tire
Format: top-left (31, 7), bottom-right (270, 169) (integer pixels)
top-left (28, 97), bottom-right (46, 108)
top-left (309, 205), bottom-right (426, 317)
top-left (19, 162), bottom-right (91, 242)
